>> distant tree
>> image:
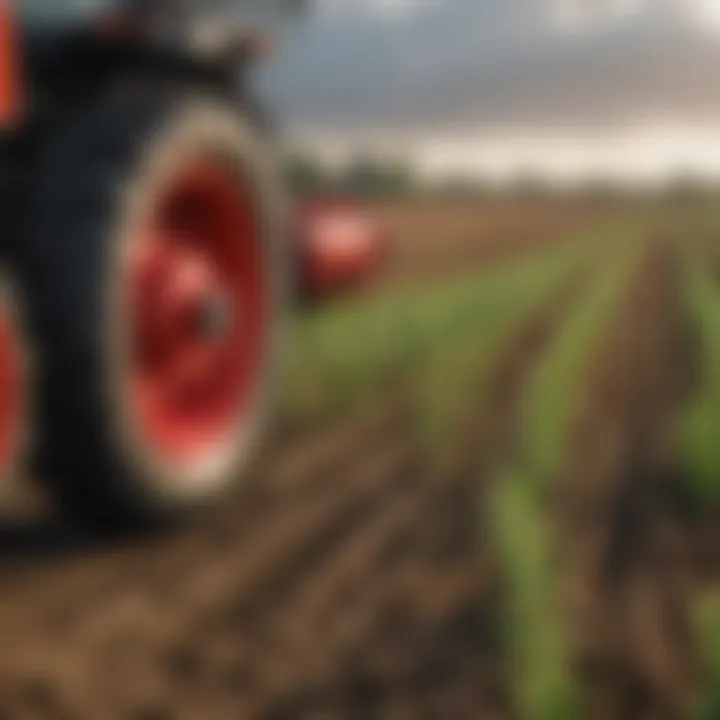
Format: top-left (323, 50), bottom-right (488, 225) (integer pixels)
top-left (337, 155), bottom-right (415, 198)
top-left (284, 150), bottom-right (422, 199)
top-left (433, 175), bottom-right (492, 199)
top-left (509, 171), bottom-right (553, 200)
top-left (284, 153), bottom-right (331, 197)
top-left (577, 179), bottom-right (627, 204)
top-left (663, 171), bottom-right (711, 206)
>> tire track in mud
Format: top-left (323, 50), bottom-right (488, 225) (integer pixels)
top-left (0, 417), bottom-right (415, 638)
top-left (0, 399), bottom-right (408, 600)
top-left (559, 244), bottom-right (695, 719)
top-left (0, 272), bottom-right (583, 719)
top-left (0, 436), bottom-right (418, 718)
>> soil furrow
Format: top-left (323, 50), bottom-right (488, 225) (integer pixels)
top-left (0, 259), bottom-right (586, 719)
top-left (247, 274), bottom-right (588, 720)
top-left (559, 244), bottom-right (694, 718)
top-left (0, 437), bottom-right (414, 652)
top-left (0, 398), bottom-right (410, 616)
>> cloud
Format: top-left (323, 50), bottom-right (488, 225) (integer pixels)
top-left (262, 0), bottom-right (720, 134)
top-left (546, 0), bottom-right (649, 32)
top-left (314, 0), bottom-right (442, 19)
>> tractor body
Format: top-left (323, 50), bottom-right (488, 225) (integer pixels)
top-left (1, 0), bottom-right (276, 267)
top-left (0, 0), bottom-right (385, 529)
top-left (0, 0), bottom-right (292, 527)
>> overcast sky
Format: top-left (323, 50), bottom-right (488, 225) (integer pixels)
top-left (262, 0), bottom-right (720, 182)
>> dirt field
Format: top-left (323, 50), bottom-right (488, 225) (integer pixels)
top-left (0, 200), bottom-right (717, 719)
top-left (0, 289), bottom-right (579, 719)
top-left (559, 247), bottom-right (694, 718)
top-left (374, 197), bottom-right (625, 288)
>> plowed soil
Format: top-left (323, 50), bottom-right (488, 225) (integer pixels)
top-left (0, 276), bottom-right (579, 719)
top-left (558, 245), bottom-right (695, 718)
top-left (5, 206), bottom-right (703, 720)
top-left (375, 199), bottom-right (618, 288)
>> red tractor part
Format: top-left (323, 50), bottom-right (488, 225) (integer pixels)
top-left (0, 282), bottom-right (26, 484)
top-left (295, 199), bottom-right (389, 300)
top-left (0, 0), bottom-right (24, 129)
top-left (130, 163), bottom-right (267, 465)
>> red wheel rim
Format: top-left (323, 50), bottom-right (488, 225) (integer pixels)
top-left (129, 163), bottom-right (267, 465)
top-left (0, 300), bottom-right (24, 479)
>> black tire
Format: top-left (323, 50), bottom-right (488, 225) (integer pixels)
top-left (22, 95), bottom-right (287, 529)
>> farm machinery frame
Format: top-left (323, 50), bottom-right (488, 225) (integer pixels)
top-left (0, 0), bottom-right (342, 528)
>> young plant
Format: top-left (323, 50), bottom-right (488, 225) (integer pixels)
top-left (678, 251), bottom-right (720, 510)
top-left (687, 592), bottom-right (720, 719)
top-left (491, 238), bottom-right (643, 719)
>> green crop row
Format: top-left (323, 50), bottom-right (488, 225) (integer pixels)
top-left (491, 238), bottom-right (643, 720)
top-left (282, 228), bottom-right (610, 430)
top-left (678, 249), bottom-right (720, 510)
top-left (494, 476), bottom-right (581, 720)
top-left (413, 241), bottom-right (592, 454)
top-left (518, 239), bottom-right (643, 497)
top-left (677, 242), bottom-right (720, 717)
top-left (687, 592), bottom-right (720, 719)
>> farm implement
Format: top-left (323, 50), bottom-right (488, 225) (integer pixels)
top-left (0, 0), bottom-right (385, 528)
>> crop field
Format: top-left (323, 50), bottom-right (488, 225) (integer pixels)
top-left (373, 197), bottom-right (627, 289)
top-left (3, 200), bottom-right (720, 719)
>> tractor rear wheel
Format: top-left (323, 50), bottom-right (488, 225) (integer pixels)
top-left (23, 97), bottom-right (286, 528)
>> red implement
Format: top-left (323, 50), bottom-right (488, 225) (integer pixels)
top-left (0, 0), bottom-right (23, 129)
top-left (296, 198), bottom-right (388, 300)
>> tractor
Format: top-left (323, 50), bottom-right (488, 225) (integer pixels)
top-left (0, 0), bottom-right (305, 528)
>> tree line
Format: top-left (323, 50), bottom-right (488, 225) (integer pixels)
top-left (284, 152), bottom-right (720, 204)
